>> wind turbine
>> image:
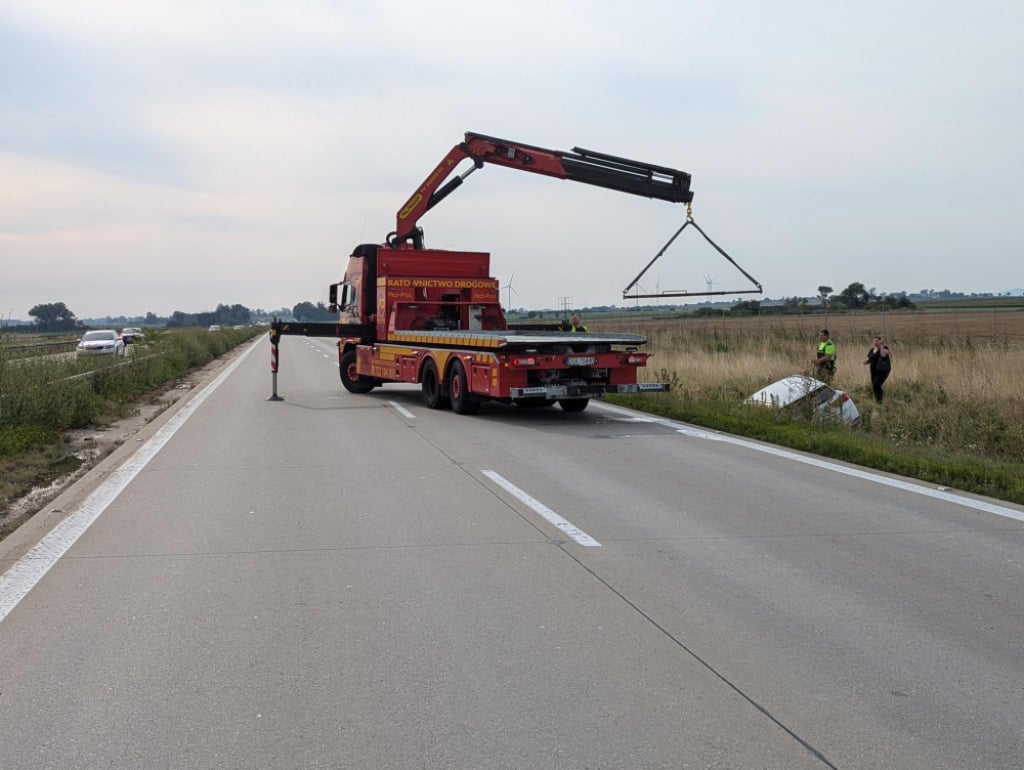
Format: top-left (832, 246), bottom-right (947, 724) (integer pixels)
top-left (703, 274), bottom-right (718, 305)
top-left (502, 273), bottom-right (519, 309)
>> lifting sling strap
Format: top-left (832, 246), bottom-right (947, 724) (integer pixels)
top-left (622, 204), bottom-right (763, 299)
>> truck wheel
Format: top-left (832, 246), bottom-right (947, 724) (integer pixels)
top-left (340, 349), bottom-right (375, 394)
top-left (558, 398), bottom-right (590, 413)
top-left (421, 359), bottom-right (450, 409)
top-left (448, 359), bottom-right (480, 415)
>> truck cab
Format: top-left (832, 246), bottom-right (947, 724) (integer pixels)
top-left (334, 243), bottom-right (507, 342)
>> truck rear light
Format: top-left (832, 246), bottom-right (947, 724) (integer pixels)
top-left (511, 355), bottom-right (536, 366)
top-left (625, 354), bottom-right (646, 364)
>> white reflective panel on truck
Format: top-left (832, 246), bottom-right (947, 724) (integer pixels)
top-left (516, 387), bottom-right (550, 396)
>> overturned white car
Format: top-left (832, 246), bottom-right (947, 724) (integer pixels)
top-left (746, 375), bottom-right (861, 425)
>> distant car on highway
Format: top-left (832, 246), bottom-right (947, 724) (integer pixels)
top-left (76, 330), bottom-right (126, 358)
top-left (120, 327), bottom-right (144, 343)
top-left (208, 324), bottom-right (222, 332)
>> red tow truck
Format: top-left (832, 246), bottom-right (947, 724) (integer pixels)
top-left (270, 132), bottom-right (695, 414)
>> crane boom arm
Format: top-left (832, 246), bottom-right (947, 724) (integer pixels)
top-left (390, 132), bottom-right (694, 247)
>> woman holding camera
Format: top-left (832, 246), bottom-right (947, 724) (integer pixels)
top-left (863, 335), bottom-right (892, 402)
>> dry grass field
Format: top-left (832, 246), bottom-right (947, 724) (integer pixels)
top-left (594, 310), bottom-right (1024, 467)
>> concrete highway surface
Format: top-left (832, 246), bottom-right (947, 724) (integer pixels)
top-left (2, 336), bottom-right (1022, 769)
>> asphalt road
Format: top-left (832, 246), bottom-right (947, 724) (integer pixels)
top-left (1, 336), bottom-right (1022, 769)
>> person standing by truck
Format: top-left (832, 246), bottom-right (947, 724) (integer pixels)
top-left (863, 335), bottom-right (892, 402)
top-left (815, 328), bottom-right (836, 383)
top-left (567, 314), bottom-right (588, 332)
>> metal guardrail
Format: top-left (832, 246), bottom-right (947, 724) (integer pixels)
top-left (1, 341), bottom-right (77, 352)
top-left (0, 352), bottom-right (164, 402)
top-left (59, 351), bottom-right (164, 382)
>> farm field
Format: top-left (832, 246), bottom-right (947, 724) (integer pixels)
top-left (595, 306), bottom-right (1024, 342)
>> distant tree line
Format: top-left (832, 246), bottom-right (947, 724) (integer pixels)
top-left (0, 283), bottom-right (933, 336)
top-left (620, 282), bottom-right (917, 319)
top-left (166, 303), bottom-right (253, 329)
top-left (290, 301), bottom-right (335, 322)
top-left (6, 302), bottom-right (275, 334)
top-left (718, 284), bottom-right (915, 318)
top-left (809, 282), bottom-right (915, 312)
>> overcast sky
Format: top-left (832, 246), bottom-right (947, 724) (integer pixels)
top-left (2, 1), bottom-right (1021, 321)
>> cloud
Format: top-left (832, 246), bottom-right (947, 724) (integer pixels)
top-left (2, 0), bottom-right (1022, 319)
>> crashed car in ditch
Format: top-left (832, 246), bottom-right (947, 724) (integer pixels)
top-left (746, 375), bottom-right (861, 425)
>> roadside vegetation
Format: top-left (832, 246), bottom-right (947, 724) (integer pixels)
top-left (0, 326), bottom-right (264, 537)
top-left (603, 310), bottom-right (1024, 505)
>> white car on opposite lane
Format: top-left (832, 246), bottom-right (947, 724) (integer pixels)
top-left (75, 330), bottom-right (126, 358)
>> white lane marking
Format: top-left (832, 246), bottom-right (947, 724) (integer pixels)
top-left (593, 402), bottom-right (1024, 524)
top-left (482, 470), bottom-right (601, 547)
top-left (0, 338), bottom-right (264, 625)
top-left (387, 401), bottom-right (416, 419)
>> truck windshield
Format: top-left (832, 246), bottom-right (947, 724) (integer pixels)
top-left (341, 280), bottom-right (359, 317)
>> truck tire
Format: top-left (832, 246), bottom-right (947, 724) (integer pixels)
top-left (448, 359), bottom-right (480, 414)
top-left (558, 398), bottom-right (590, 413)
top-left (421, 359), bottom-right (450, 409)
top-left (339, 349), bottom-right (375, 394)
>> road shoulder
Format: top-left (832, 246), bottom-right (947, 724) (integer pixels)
top-left (0, 343), bottom-right (251, 558)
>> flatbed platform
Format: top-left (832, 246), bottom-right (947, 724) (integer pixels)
top-left (386, 329), bottom-right (649, 350)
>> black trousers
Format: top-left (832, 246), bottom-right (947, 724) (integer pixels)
top-left (870, 369), bottom-right (890, 402)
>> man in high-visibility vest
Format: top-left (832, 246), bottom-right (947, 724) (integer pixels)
top-left (815, 328), bottom-right (836, 383)
top-left (568, 313), bottom-right (588, 332)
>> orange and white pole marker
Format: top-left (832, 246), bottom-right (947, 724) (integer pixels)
top-left (267, 324), bottom-right (284, 401)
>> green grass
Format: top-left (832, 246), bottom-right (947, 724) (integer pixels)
top-left (610, 392), bottom-right (1024, 505)
top-left (0, 327), bottom-right (264, 443)
top-left (916, 297), bottom-right (1024, 311)
top-left (0, 327), bottom-right (265, 530)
